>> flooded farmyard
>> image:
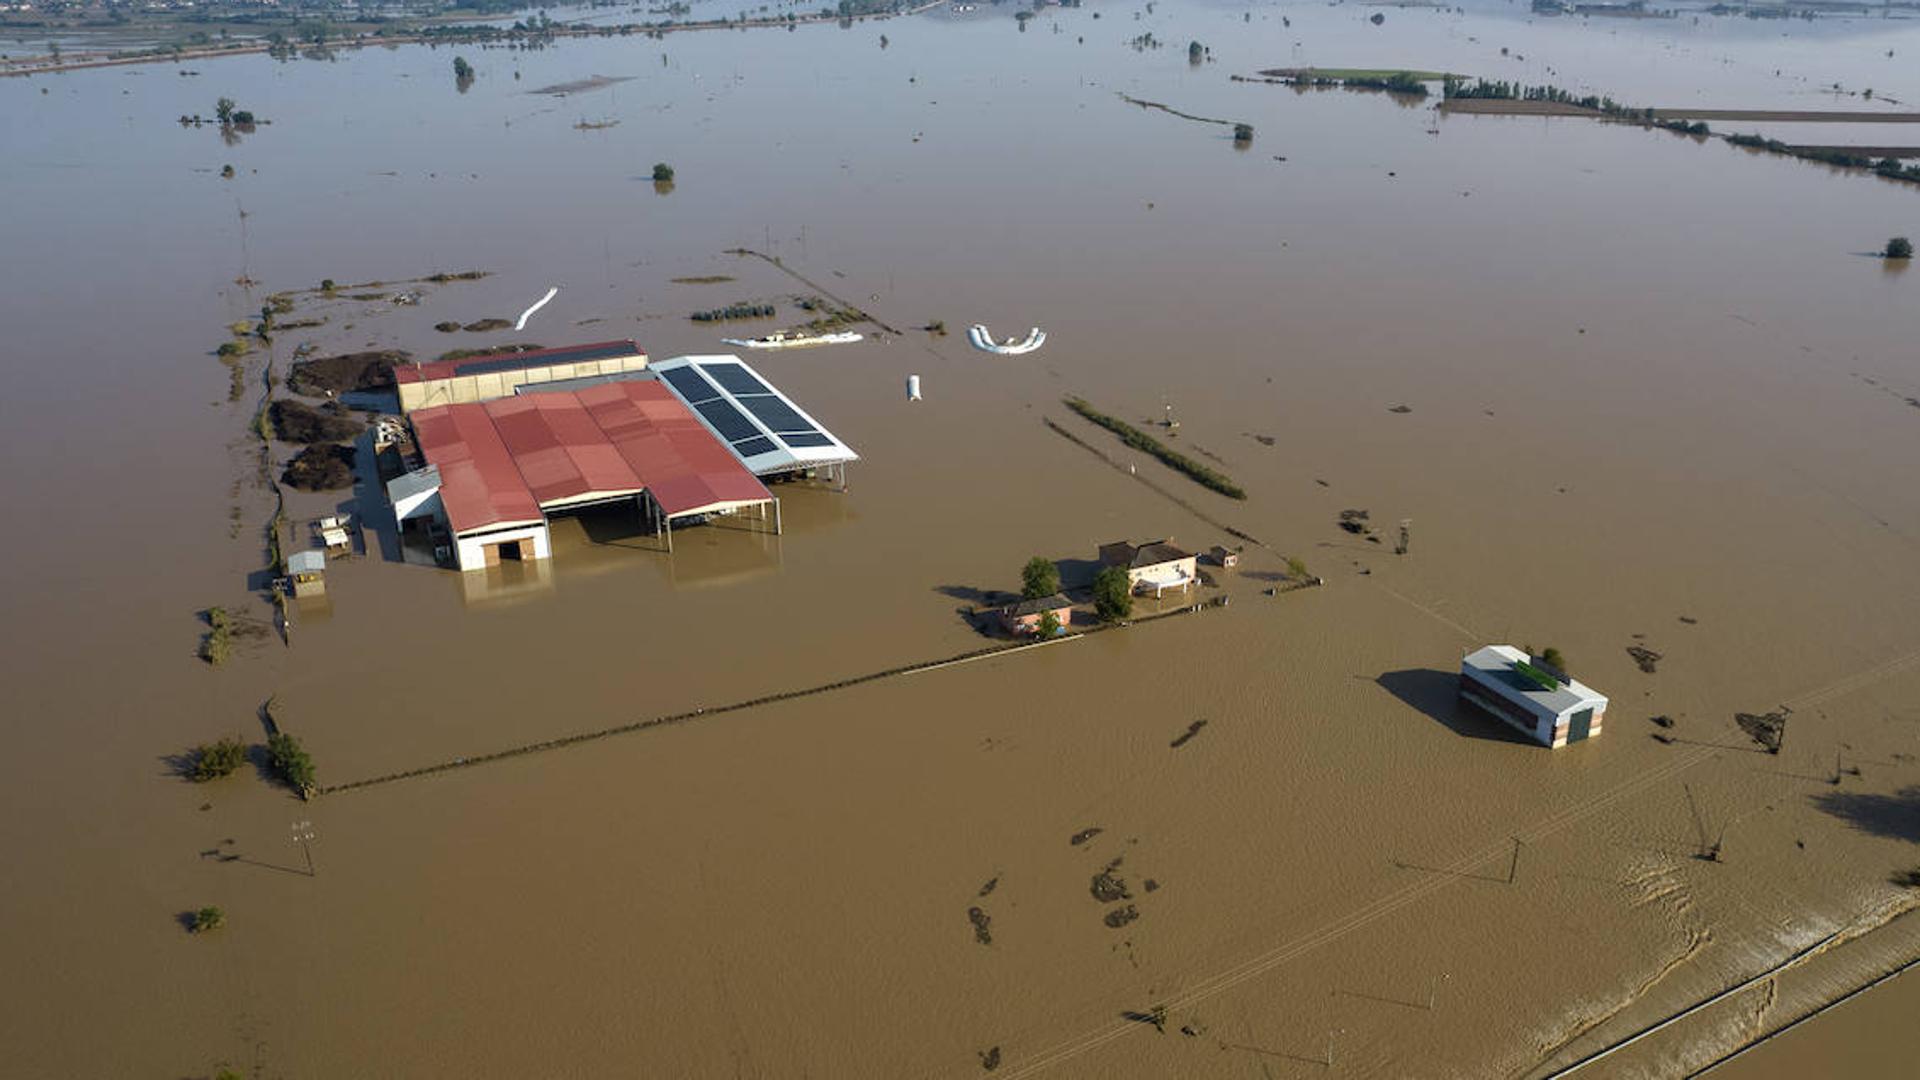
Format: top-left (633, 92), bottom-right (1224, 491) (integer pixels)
top-left (4, 2), bottom-right (1920, 1076)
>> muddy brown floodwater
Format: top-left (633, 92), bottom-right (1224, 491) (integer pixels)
top-left (4, 3), bottom-right (1920, 1077)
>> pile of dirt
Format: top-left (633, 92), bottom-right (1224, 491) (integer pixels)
top-left (269, 399), bottom-right (363, 444)
top-left (281, 444), bottom-right (357, 491)
top-left (287, 350), bottom-right (404, 397)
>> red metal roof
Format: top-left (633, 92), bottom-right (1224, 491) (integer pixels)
top-left (394, 340), bottom-right (644, 386)
top-left (576, 382), bottom-right (773, 518)
top-left (481, 394), bottom-right (642, 506)
top-left (409, 380), bottom-right (771, 535)
top-left (410, 404), bottom-right (546, 536)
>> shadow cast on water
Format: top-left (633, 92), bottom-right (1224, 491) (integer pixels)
top-left (1812, 784), bottom-right (1920, 843)
top-left (1375, 668), bottom-right (1537, 745)
top-left (934, 584), bottom-right (1012, 606)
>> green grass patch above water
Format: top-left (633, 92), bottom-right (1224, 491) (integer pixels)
top-left (1063, 397), bottom-right (1247, 500)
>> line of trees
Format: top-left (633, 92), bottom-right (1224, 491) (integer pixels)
top-left (690, 303), bottom-right (774, 322)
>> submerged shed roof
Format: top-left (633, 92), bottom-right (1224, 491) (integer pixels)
top-left (411, 403), bottom-right (547, 536)
top-left (576, 381), bottom-right (772, 518)
top-left (1003, 593), bottom-right (1072, 617)
top-left (409, 381), bottom-right (771, 535)
top-left (481, 393), bottom-right (643, 508)
top-left (395, 340), bottom-right (645, 387)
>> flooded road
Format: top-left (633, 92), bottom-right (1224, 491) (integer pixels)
top-left (4, 3), bottom-right (1920, 1076)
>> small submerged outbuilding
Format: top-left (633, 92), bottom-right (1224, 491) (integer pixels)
top-left (287, 549), bottom-right (328, 598)
top-left (1459, 645), bottom-right (1607, 748)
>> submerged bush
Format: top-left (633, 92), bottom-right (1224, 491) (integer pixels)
top-left (190, 736), bottom-right (247, 781)
top-left (267, 731), bottom-right (316, 799)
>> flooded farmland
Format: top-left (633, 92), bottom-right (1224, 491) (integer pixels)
top-left (4, 2), bottom-right (1920, 1076)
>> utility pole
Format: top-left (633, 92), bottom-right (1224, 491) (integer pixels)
top-left (291, 820), bottom-right (316, 877)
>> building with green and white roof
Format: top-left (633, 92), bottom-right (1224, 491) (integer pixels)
top-left (1459, 645), bottom-right (1607, 748)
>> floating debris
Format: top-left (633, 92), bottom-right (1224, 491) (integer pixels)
top-left (1170, 719), bottom-right (1208, 748)
top-left (1069, 826), bottom-right (1104, 847)
top-left (978, 876), bottom-right (999, 898)
top-left (967, 906), bottom-right (993, 945)
top-left (1104, 904), bottom-right (1141, 929)
top-left (1735, 708), bottom-right (1790, 754)
top-left (968, 323), bottom-right (1046, 355)
top-left (514, 286), bottom-right (559, 331)
top-left (1627, 645), bottom-right (1663, 674)
top-left (1092, 864), bottom-right (1132, 904)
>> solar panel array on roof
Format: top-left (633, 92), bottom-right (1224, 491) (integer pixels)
top-left (699, 362), bottom-right (771, 397)
top-left (695, 398), bottom-right (761, 443)
top-left (731, 435), bottom-right (779, 458)
top-left (733, 395), bottom-right (810, 435)
top-left (778, 431), bottom-right (837, 448)
top-left (659, 366), bottom-right (722, 404)
top-left (647, 355), bottom-right (859, 475)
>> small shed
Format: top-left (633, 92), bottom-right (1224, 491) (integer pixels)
top-left (1000, 593), bottom-right (1072, 636)
top-left (1458, 645), bottom-right (1607, 748)
top-left (1209, 544), bottom-right (1239, 569)
top-left (287, 549), bottom-right (327, 598)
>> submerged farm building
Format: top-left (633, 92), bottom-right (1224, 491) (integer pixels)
top-left (1458, 645), bottom-right (1607, 748)
top-left (384, 344), bottom-right (856, 572)
top-left (395, 340), bottom-right (650, 412)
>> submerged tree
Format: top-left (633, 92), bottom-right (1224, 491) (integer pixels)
top-left (1093, 566), bottom-right (1134, 622)
top-left (652, 162), bottom-right (676, 183)
top-left (1232, 122), bottom-right (1254, 144)
top-left (267, 731), bottom-right (316, 799)
top-left (214, 96), bottom-right (235, 124)
top-left (189, 736), bottom-right (247, 782)
top-left (1021, 556), bottom-right (1060, 600)
top-left (1888, 236), bottom-right (1914, 260)
top-left (453, 55), bottom-right (475, 82)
